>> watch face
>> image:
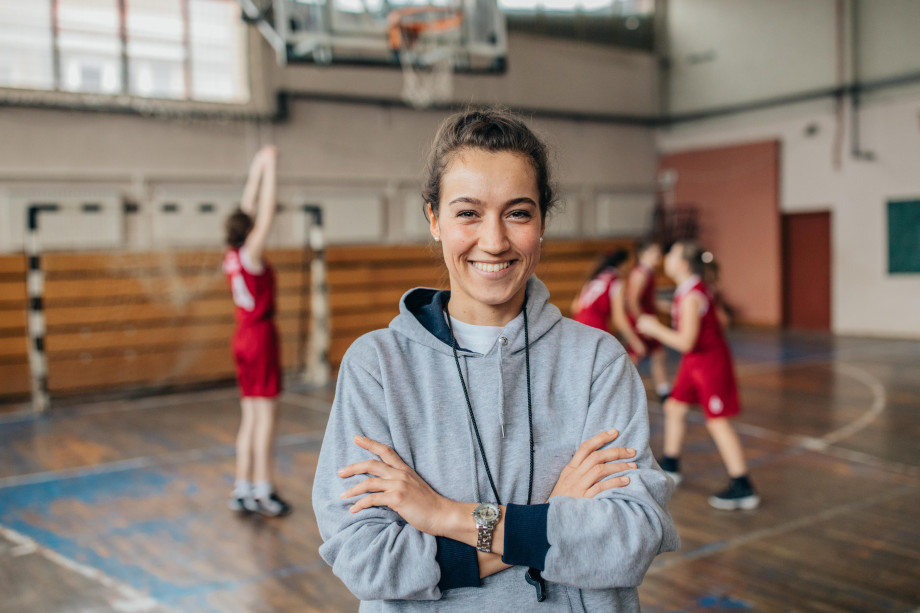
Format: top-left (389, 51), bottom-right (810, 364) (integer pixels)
top-left (475, 504), bottom-right (499, 523)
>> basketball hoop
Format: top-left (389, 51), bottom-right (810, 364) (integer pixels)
top-left (387, 6), bottom-right (464, 109)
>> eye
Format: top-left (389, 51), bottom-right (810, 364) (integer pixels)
top-left (456, 210), bottom-right (477, 218)
top-left (508, 209), bottom-right (533, 220)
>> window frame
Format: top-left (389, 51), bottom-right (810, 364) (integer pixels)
top-left (0, 0), bottom-right (253, 111)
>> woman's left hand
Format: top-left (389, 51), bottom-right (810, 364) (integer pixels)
top-left (338, 435), bottom-right (451, 536)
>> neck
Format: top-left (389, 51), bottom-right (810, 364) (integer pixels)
top-left (447, 291), bottom-right (526, 327)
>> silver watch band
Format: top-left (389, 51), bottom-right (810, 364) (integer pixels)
top-left (476, 523), bottom-right (495, 553)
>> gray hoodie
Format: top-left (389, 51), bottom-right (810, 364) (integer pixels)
top-left (313, 276), bottom-right (680, 612)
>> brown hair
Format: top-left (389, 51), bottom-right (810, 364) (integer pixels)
top-left (422, 107), bottom-right (558, 219)
top-left (672, 239), bottom-right (707, 277)
top-left (225, 209), bottom-right (253, 248)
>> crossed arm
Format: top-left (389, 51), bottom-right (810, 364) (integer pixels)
top-left (337, 429), bottom-right (637, 579)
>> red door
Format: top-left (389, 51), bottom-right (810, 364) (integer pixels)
top-left (782, 211), bottom-right (831, 329)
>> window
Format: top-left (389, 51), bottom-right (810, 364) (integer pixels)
top-left (0, 0), bottom-right (248, 103)
top-left (498, 0), bottom-right (654, 15)
top-left (499, 0), bottom-right (655, 51)
top-left (0, 0), bottom-right (54, 89)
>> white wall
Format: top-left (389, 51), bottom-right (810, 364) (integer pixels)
top-left (666, 0), bottom-right (837, 115)
top-left (660, 0), bottom-right (920, 338)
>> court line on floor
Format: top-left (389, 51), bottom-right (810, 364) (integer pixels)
top-left (0, 523), bottom-right (179, 613)
top-left (732, 339), bottom-right (908, 377)
top-left (0, 385), bottom-right (332, 425)
top-left (648, 483), bottom-right (916, 572)
top-left (0, 387), bottom-right (240, 425)
top-left (0, 431), bottom-right (324, 490)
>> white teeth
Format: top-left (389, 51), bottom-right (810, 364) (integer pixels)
top-left (472, 261), bottom-right (511, 273)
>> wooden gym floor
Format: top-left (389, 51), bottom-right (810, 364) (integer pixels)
top-left (0, 329), bottom-right (918, 613)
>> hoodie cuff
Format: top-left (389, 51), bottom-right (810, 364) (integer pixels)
top-left (436, 536), bottom-right (481, 591)
top-left (501, 503), bottom-right (550, 570)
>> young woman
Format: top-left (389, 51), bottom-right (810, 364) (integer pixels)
top-left (625, 239), bottom-right (671, 401)
top-left (223, 145), bottom-right (291, 517)
top-left (571, 250), bottom-right (646, 359)
top-left (312, 109), bottom-right (678, 611)
top-left (636, 240), bottom-right (759, 511)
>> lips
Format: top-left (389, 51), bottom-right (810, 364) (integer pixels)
top-left (471, 261), bottom-right (512, 273)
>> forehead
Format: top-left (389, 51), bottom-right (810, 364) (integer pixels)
top-left (441, 149), bottom-right (538, 196)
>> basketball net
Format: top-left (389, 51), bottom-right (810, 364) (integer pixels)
top-left (388, 7), bottom-right (463, 109)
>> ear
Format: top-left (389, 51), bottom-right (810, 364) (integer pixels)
top-left (427, 203), bottom-right (439, 241)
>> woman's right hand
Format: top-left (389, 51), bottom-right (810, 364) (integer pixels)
top-left (549, 429), bottom-right (637, 499)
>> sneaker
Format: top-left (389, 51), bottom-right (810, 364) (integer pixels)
top-left (708, 478), bottom-right (760, 510)
top-left (245, 492), bottom-right (292, 517)
top-left (227, 495), bottom-right (252, 513)
top-left (658, 456), bottom-right (682, 486)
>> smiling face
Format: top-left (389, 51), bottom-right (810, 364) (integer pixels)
top-left (430, 148), bottom-right (544, 326)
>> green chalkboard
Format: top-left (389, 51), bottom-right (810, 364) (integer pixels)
top-left (888, 199), bottom-right (920, 274)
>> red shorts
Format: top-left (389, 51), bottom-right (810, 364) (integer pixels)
top-left (233, 321), bottom-right (281, 398)
top-left (626, 314), bottom-right (662, 358)
top-left (670, 351), bottom-right (740, 419)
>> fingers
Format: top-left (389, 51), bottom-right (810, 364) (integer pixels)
top-left (569, 429), bottom-right (620, 467)
top-left (337, 459), bottom-right (393, 479)
top-left (340, 477), bottom-right (392, 500)
top-left (353, 435), bottom-right (409, 469)
top-left (585, 474), bottom-right (632, 498)
top-left (348, 492), bottom-right (389, 514)
top-left (589, 446), bottom-right (637, 465)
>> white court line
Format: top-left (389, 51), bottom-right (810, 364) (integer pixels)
top-left (648, 484), bottom-right (916, 572)
top-left (816, 362), bottom-right (888, 447)
top-left (0, 524), bottom-right (178, 613)
top-left (733, 339), bottom-right (907, 377)
top-left (0, 431), bottom-right (324, 490)
top-left (0, 387), bottom-right (240, 425)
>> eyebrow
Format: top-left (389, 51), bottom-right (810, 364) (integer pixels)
top-left (447, 197), bottom-right (538, 207)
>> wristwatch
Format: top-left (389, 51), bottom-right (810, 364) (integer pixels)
top-left (472, 502), bottom-right (501, 553)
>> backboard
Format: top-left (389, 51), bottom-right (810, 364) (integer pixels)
top-left (238, 0), bottom-right (507, 74)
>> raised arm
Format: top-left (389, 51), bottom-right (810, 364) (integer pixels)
top-left (242, 145), bottom-right (278, 265)
top-left (239, 149), bottom-right (266, 215)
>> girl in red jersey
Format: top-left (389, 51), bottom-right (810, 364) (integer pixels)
top-left (625, 239), bottom-right (671, 401)
top-left (571, 250), bottom-right (646, 356)
top-left (222, 145), bottom-right (291, 517)
top-left (637, 240), bottom-right (759, 510)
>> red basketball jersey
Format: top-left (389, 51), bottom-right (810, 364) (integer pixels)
top-left (671, 276), bottom-right (726, 355)
top-left (573, 268), bottom-right (621, 332)
top-left (223, 248), bottom-right (276, 326)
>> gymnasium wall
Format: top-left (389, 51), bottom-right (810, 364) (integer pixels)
top-left (0, 29), bottom-right (659, 254)
top-left (659, 0), bottom-right (920, 338)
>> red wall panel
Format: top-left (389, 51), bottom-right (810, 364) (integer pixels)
top-left (660, 141), bottom-right (782, 326)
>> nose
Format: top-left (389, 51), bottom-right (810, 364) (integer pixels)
top-left (478, 213), bottom-right (510, 254)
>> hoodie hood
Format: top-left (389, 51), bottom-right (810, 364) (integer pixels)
top-left (390, 276), bottom-right (563, 356)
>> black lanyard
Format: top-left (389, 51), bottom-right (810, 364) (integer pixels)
top-left (444, 295), bottom-right (547, 602)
